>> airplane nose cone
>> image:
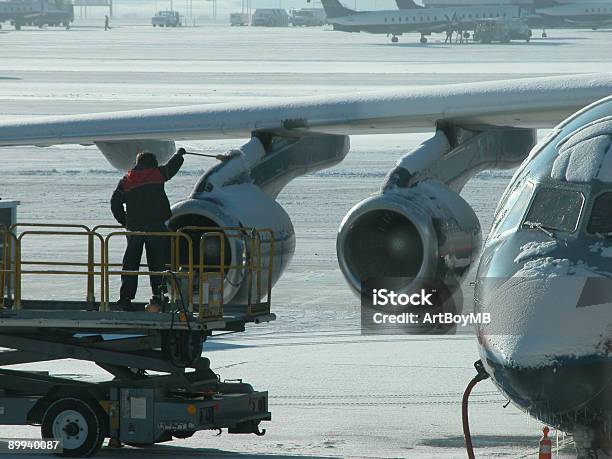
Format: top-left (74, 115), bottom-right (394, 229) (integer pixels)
top-left (483, 350), bottom-right (611, 434)
top-left (476, 270), bottom-right (610, 367)
top-left (475, 267), bottom-right (612, 431)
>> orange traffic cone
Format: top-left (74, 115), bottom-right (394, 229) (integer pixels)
top-left (539, 426), bottom-right (552, 459)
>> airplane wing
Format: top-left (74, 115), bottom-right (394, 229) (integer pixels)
top-left (0, 74), bottom-right (611, 147)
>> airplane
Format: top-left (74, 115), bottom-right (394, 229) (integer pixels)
top-left (322, 0), bottom-right (525, 43)
top-left (530, 0), bottom-right (612, 33)
top-left (0, 74), bottom-right (611, 457)
top-left (396, 0), bottom-right (612, 38)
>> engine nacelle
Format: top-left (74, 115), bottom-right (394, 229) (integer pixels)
top-left (169, 183), bottom-right (295, 306)
top-left (167, 133), bottom-right (347, 306)
top-left (337, 179), bottom-right (481, 303)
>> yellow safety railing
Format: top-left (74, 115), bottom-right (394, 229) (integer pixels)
top-left (0, 228), bottom-right (18, 309)
top-left (10, 225), bottom-right (106, 310)
top-left (93, 224), bottom-right (183, 305)
top-left (10, 223), bottom-right (104, 307)
top-left (198, 231), bottom-right (225, 320)
top-left (178, 226), bottom-right (275, 319)
top-left (102, 231), bottom-right (194, 312)
top-left (0, 223), bottom-right (275, 321)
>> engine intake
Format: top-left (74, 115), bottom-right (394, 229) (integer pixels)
top-left (337, 179), bottom-right (481, 299)
top-left (168, 183), bottom-right (295, 306)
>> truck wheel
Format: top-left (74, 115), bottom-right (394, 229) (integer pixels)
top-left (41, 397), bottom-right (105, 457)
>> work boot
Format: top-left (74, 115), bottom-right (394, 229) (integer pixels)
top-left (111, 297), bottom-right (132, 312)
top-left (146, 294), bottom-right (168, 313)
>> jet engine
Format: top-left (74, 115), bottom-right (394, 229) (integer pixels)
top-left (337, 126), bottom-right (536, 314)
top-left (169, 184), bottom-right (296, 306)
top-left (337, 178), bottom-right (481, 302)
top-left (169, 133), bottom-right (349, 306)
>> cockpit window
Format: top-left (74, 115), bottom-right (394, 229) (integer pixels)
top-left (493, 181), bottom-right (533, 237)
top-left (587, 192), bottom-right (612, 234)
top-left (523, 187), bottom-right (584, 233)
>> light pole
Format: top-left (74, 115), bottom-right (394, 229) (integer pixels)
top-left (206, 0), bottom-right (216, 20)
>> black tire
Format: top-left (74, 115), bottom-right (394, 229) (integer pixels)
top-left (41, 397), bottom-right (105, 457)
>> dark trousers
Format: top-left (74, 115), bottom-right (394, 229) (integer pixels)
top-left (120, 225), bottom-right (167, 300)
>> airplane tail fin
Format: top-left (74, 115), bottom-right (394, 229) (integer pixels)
top-left (321, 0), bottom-right (356, 19)
top-left (395, 0), bottom-right (423, 9)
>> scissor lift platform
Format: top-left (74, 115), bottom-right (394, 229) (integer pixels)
top-left (0, 306), bottom-right (273, 457)
top-left (0, 224), bottom-right (276, 457)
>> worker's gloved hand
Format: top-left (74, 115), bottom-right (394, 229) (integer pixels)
top-left (177, 147), bottom-right (186, 156)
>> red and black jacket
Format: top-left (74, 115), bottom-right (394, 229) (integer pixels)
top-left (111, 153), bottom-right (184, 230)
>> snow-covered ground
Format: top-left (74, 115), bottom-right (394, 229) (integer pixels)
top-left (0, 23), bottom-right (609, 457)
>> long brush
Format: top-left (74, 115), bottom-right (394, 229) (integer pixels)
top-left (183, 151), bottom-right (230, 161)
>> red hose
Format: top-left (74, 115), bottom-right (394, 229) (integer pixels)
top-left (462, 376), bottom-right (481, 459)
top-left (462, 360), bottom-right (490, 459)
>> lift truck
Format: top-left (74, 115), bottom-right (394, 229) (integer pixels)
top-left (0, 218), bottom-right (274, 457)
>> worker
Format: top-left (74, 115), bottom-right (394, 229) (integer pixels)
top-left (104, 15), bottom-right (111, 31)
top-left (444, 25), bottom-right (453, 44)
top-left (110, 148), bottom-right (186, 311)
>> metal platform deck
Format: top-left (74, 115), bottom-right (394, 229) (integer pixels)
top-left (0, 301), bottom-right (275, 333)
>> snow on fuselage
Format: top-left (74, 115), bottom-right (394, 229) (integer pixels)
top-left (474, 97), bottom-right (612, 441)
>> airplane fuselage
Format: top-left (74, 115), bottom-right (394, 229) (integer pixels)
top-left (327, 4), bottom-right (521, 35)
top-left (530, 2), bottom-right (612, 28)
top-left (475, 98), bottom-right (612, 449)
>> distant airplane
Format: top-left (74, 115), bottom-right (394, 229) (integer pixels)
top-left (397, 0), bottom-right (612, 37)
top-left (321, 0), bottom-right (523, 43)
top-left (530, 0), bottom-right (612, 33)
top-left (0, 73), bottom-right (611, 459)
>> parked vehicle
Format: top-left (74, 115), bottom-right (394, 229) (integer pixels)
top-left (473, 18), bottom-right (532, 43)
top-left (152, 10), bottom-right (181, 27)
top-left (230, 12), bottom-right (250, 26)
top-left (0, 0), bottom-right (73, 30)
top-left (251, 8), bottom-right (289, 27)
top-left (291, 8), bottom-right (326, 26)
